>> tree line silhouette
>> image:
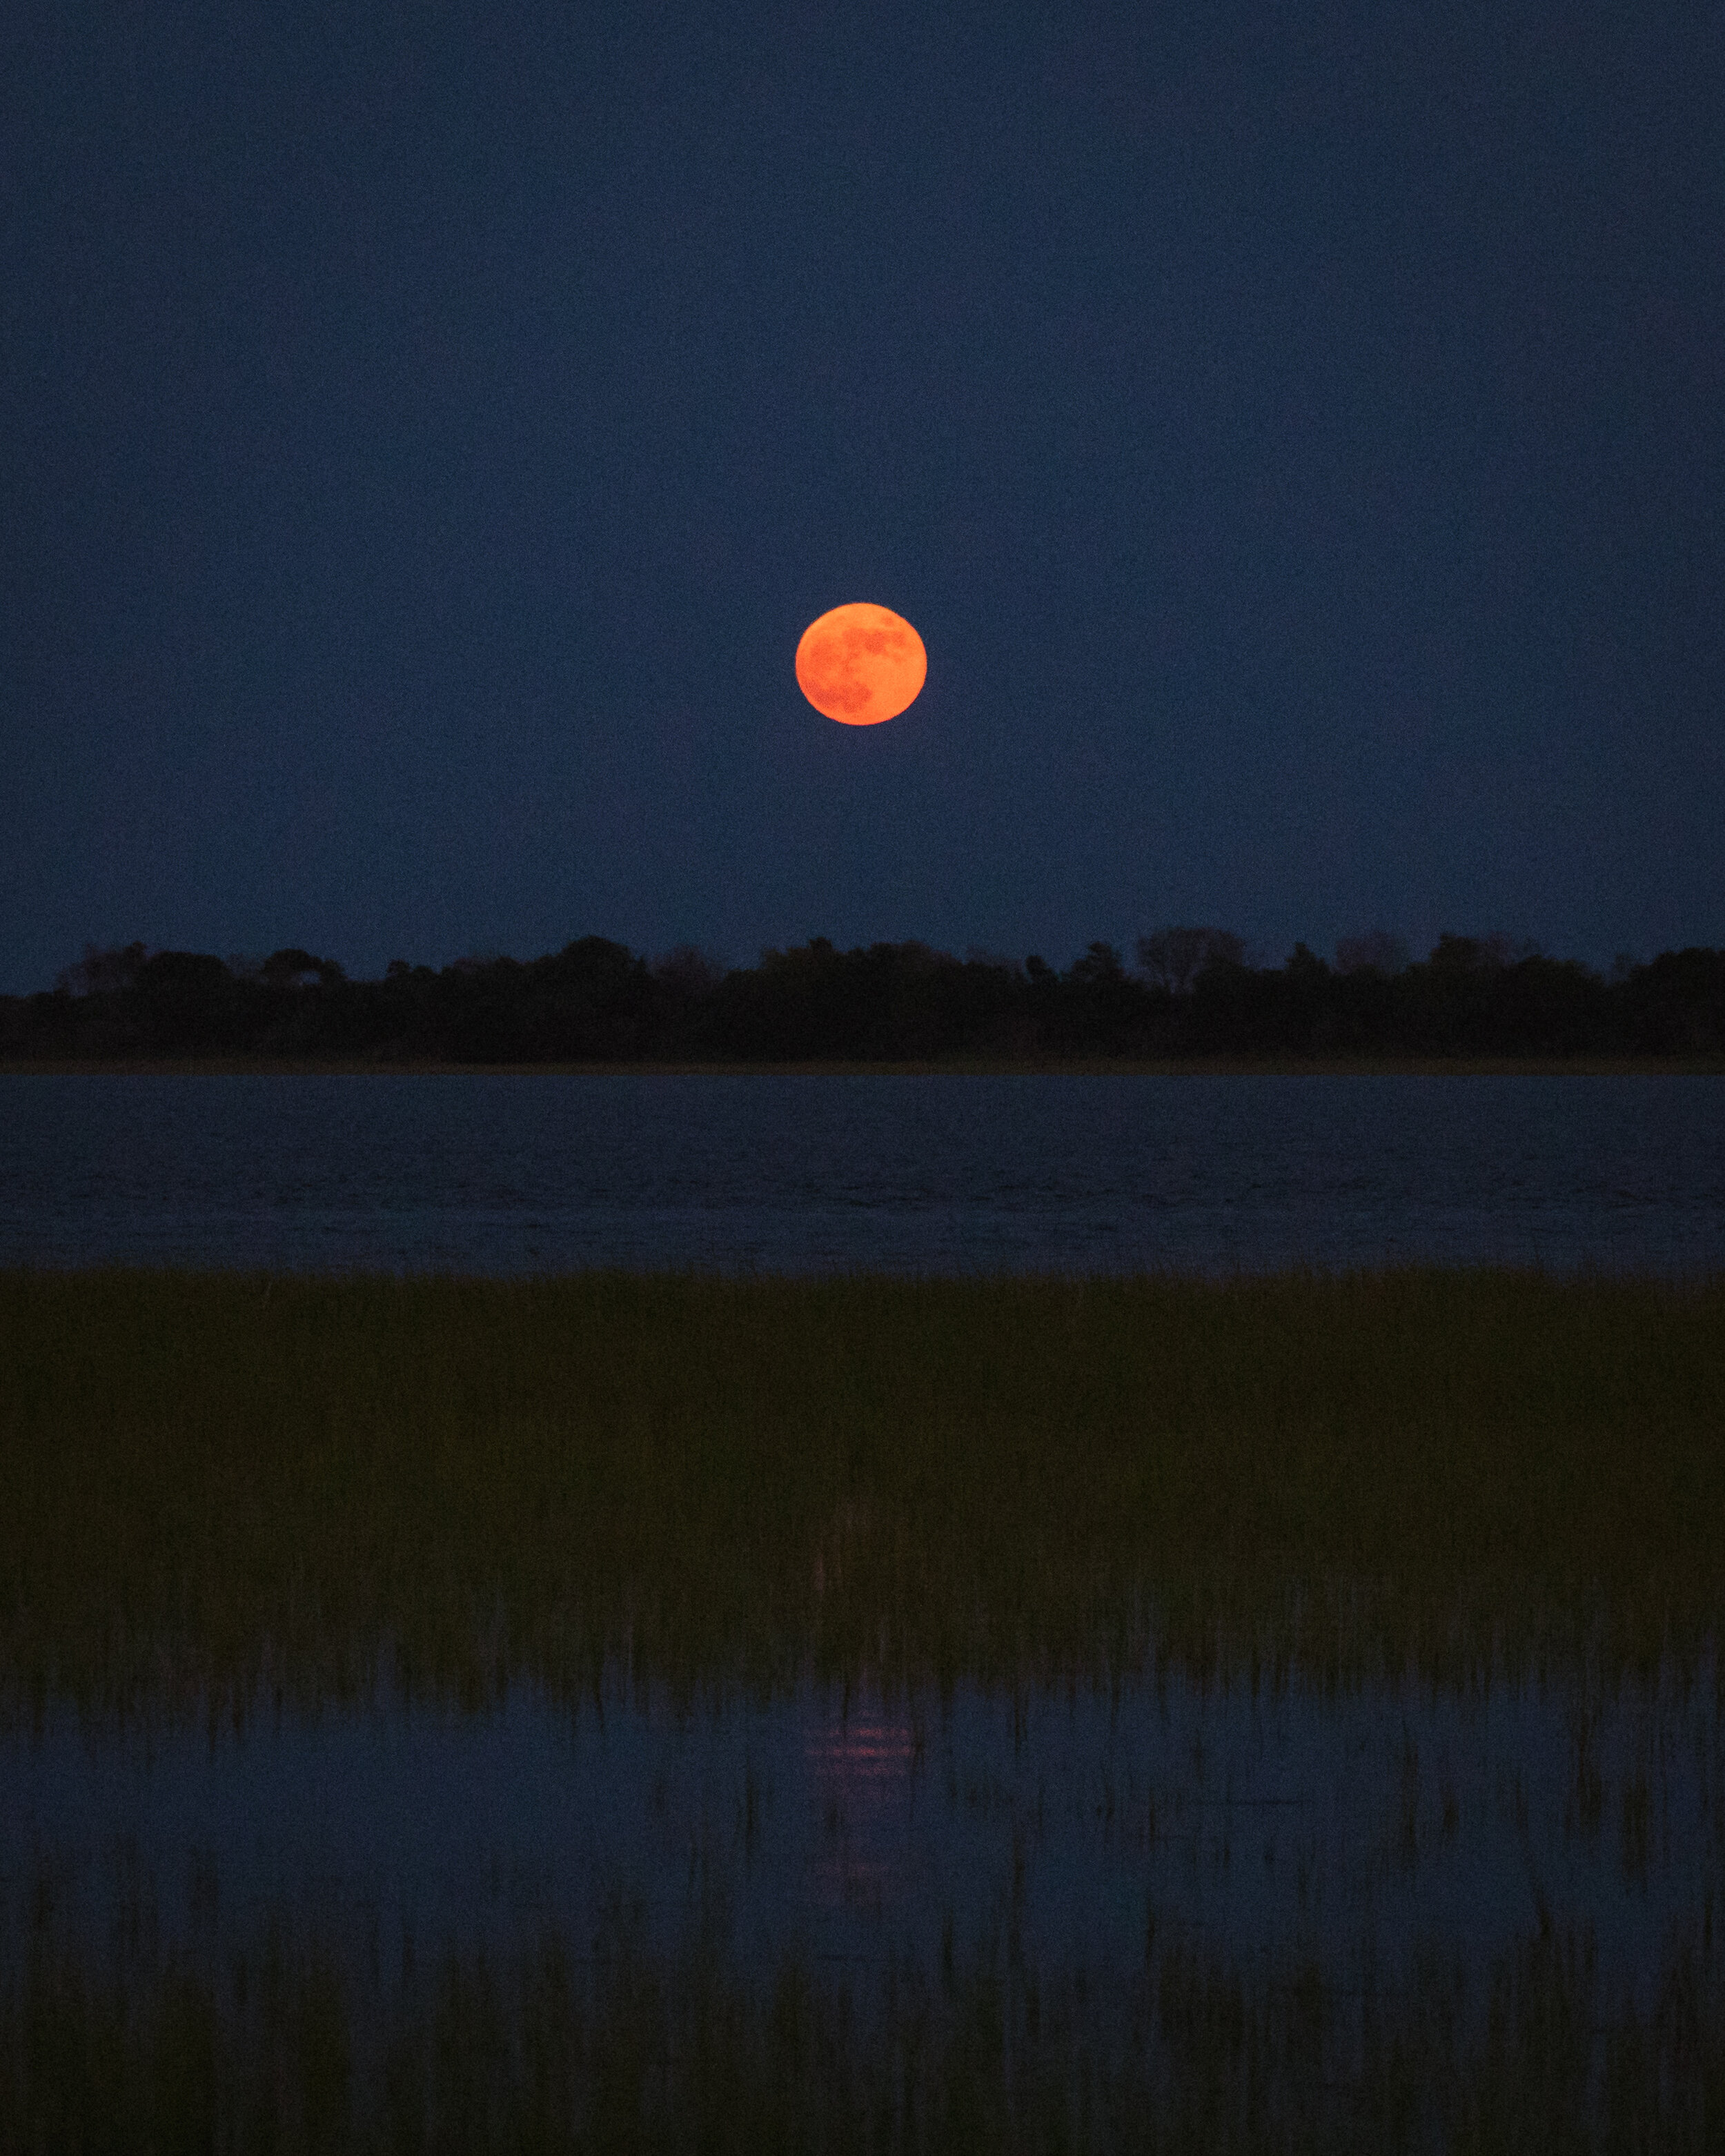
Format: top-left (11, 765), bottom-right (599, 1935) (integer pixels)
top-left (3, 931), bottom-right (1722, 1063)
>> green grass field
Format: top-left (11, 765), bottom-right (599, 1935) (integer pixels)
top-left (3, 1265), bottom-right (1722, 1709)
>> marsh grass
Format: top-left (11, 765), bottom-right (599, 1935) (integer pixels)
top-left (6, 1268), bottom-right (1724, 2144)
top-left (2, 1267), bottom-right (1722, 1710)
top-left (4, 1897), bottom-right (1723, 2154)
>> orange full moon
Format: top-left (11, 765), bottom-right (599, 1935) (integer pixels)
top-left (795, 603), bottom-right (927, 725)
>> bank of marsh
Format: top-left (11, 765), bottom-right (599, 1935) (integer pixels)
top-left (6, 1893), bottom-right (1722, 2156)
top-left (2, 1266), bottom-right (1721, 1708)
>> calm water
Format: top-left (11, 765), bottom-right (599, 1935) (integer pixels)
top-left (3, 1071), bottom-right (1722, 1275)
top-left (6, 1665), bottom-right (1720, 2015)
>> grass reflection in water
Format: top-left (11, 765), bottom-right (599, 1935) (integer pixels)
top-left (1, 1264), bottom-right (1723, 2147)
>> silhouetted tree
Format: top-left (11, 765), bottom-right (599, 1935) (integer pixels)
top-left (1067, 941), bottom-right (1125, 985)
top-left (1135, 927), bottom-right (1245, 994)
top-left (1616, 947), bottom-right (1725, 1056)
top-left (651, 946), bottom-right (722, 998)
top-left (260, 948), bottom-right (344, 988)
top-left (1427, 932), bottom-right (1537, 971)
top-left (55, 942), bottom-right (148, 996)
top-left (1284, 942), bottom-right (1329, 980)
top-left (1334, 931), bottom-right (1409, 976)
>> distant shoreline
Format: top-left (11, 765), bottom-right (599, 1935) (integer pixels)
top-left (4, 1055), bottom-right (1723, 1078)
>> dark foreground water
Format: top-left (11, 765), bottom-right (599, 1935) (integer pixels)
top-left (4, 1659), bottom-right (1722, 2142)
top-left (6, 1666), bottom-right (1717, 2008)
top-left (3, 1071), bottom-right (1722, 1275)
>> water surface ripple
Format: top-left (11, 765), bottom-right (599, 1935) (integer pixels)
top-left (3, 1073), bottom-right (1721, 1275)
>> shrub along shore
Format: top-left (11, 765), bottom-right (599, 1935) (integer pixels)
top-left (5, 931), bottom-right (1724, 1064)
top-left (3, 1265), bottom-right (1721, 1710)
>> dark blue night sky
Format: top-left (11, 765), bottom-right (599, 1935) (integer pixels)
top-left (3, 0), bottom-right (1720, 993)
